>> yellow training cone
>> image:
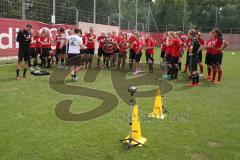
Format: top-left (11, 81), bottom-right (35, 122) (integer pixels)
top-left (122, 105), bottom-right (147, 146)
top-left (148, 88), bottom-right (166, 119)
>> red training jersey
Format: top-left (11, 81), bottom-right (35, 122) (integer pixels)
top-left (212, 38), bottom-right (223, 55)
top-left (85, 33), bottom-right (96, 49)
top-left (97, 36), bottom-right (106, 48)
top-left (133, 39), bottom-right (143, 54)
top-left (186, 38), bottom-right (192, 53)
top-left (166, 39), bottom-right (173, 55)
top-left (41, 36), bottom-right (51, 48)
top-left (161, 38), bottom-right (167, 52)
top-left (146, 38), bottom-right (155, 55)
top-left (198, 37), bottom-right (205, 51)
top-left (198, 37), bottom-right (205, 46)
top-left (118, 38), bottom-right (128, 53)
top-left (103, 37), bottom-right (116, 54)
top-left (82, 35), bottom-right (86, 46)
top-left (35, 36), bottom-right (42, 48)
top-left (205, 39), bottom-right (213, 55)
top-left (29, 36), bottom-right (36, 48)
top-left (129, 35), bottom-right (136, 49)
top-left (112, 35), bottom-right (119, 44)
top-left (172, 38), bottom-right (182, 57)
top-left (55, 34), bottom-right (61, 50)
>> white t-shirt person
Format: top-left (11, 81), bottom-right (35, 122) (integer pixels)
top-left (66, 34), bottom-right (83, 54)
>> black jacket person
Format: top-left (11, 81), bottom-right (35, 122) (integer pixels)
top-left (187, 29), bottom-right (201, 87)
top-left (16, 24), bottom-right (32, 80)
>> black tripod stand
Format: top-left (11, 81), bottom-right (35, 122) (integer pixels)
top-left (121, 86), bottom-right (146, 149)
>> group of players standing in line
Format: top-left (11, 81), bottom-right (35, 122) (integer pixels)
top-left (160, 28), bottom-right (228, 86)
top-left (16, 24), bottom-right (227, 86)
top-left (16, 25), bottom-right (156, 80)
top-left (55, 27), bottom-right (156, 75)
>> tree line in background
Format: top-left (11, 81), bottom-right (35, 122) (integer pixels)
top-left (1, 0), bottom-right (240, 32)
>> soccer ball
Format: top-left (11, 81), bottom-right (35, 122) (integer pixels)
top-left (232, 52), bottom-right (235, 55)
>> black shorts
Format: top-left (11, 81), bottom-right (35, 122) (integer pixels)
top-left (18, 47), bottom-right (30, 61)
top-left (28, 48), bottom-right (36, 58)
top-left (198, 51), bottom-right (202, 63)
top-left (135, 52), bottom-right (142, 62)
top-left (56, 46), bottom-right (66, 55)
top-left (118, 52), bottom-right (127, 59)
top-left (205, 54), bottom-right (212, 65)
top-left (146, 54), bottom-right (154, 62)
top-left (170, 56), bottom-right (179, 65)
top-left (130, 49), bottom-right (136, 60)
top-left (87, 49), bottom-right (95, 55)
top-left (61, 46), bottom-right (67, 53)
top-left (145, 52), bottom-right (149, 62)
top-left (189, 54), bottom-right (198, 72)
top-left (66, 53), bottom-right (81, 66)
top-left (41, 48), bottom-right (50, 58)
top-left (161, 51), bottom-right (165, 58)
top-left (212, 53), bottom-right (223, 65)
top-left (55, 49), bottom-right (61, 56)
top-left (36, 48), bottom-right (41, 55)
top-left (166, 54), bottom-right (172, 64)
top-left (80, 49), bottom-right (86, 55)
top-left (114, 49), bottom-right (119, 54)
top-left (98, 48), bottom-right (105, 57)
top-left (105, 52), bottom-right (113, 58)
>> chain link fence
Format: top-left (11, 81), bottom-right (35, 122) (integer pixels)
top-left (1, 0), bottom-right (240, 34)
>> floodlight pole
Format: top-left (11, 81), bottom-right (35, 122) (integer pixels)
top-left (93, 0), bottom-right (96, 24)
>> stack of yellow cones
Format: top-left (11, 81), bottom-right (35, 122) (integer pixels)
top-left (122, 105), bottom-right (147, 146)
top-left (148, 88), bottom-right (166, 119)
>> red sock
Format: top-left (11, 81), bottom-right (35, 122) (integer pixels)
top-left (218, 69), bottom-right (222, 82)
top-left (212, 69), bottom-right (217, 81)
top-left (207, 66), bottom-right (211, 77)
top-left (199, 63), bottom-right (204, 74)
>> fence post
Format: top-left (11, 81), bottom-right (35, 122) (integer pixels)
top-left (53, 0), bottom-right (55, 23)
top-left (76, 10), bottom-right (79, 27)
top-left (183, 0), bottom-right (186, 33)
top-left (142, 23), bottom-right (145, 32)
top-left (135, 0), bottom-right (138, 30)
top-left (93, 0), bottom-right (96, 23)
top-left (118, 0), bottom-right (121, 28)
top-left (108, 16), bottom-right (110, 25)
top-left (215, 6), bottom-right (218, 28)
top-left (22, 0), bottom-right (25, 20)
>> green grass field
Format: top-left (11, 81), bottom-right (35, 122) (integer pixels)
top-left (0, 49), bottom-right (240, 160)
